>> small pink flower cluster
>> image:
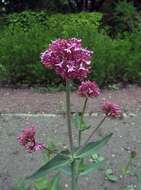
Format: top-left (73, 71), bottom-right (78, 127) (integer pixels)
top-left (41, 38), bottom-right (93, 79)
top-left (78, 80), bottom-right (122, 118)
top-left (78, 80), bottom-right (100, 98)
top-left (101, 100), bottom-right (122, 118)
top-left (17, 126), bottom-right (44, 153)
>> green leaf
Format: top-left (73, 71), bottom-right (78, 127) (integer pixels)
top-left (122, 166), bottom-right (130, 175)
top-left (73, 113), bottom-right (81, 130)
top-left (61, 159), bottom-right (103, 177)
top-left (27, 151), bottom-right (71, 180)
top-left (80, 123), bottom-right (91, 131)
top-left (35, 175), bottom-right (63, 190)
top-left (35, 177), bottom-right (48, 190)
top-left (49, 175), bottom-right (60, 190)
top-left (14, 180), bottom-right (28, 190)
top-left (73, 114), bottom-right (91, 131)
top-left (105, 169), bottom-right (118, 183)
top-left (106, 169), bottom-right (113, 175)
top-left (106, 174), bottom-right (118, 182)
top-left (136, 172), bottom-right (141, 190)
top-left (75, 133), bottom-right (113, 159)
top-left (61, 165), bottom-right (71, 176)
top-left (91, 153), bottom-right (104, 163)
top-left (122, 185), bottom-right (134, 190)
top-left (79, 161), bottom-right (103, 176)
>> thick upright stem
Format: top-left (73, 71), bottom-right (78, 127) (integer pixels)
top-left (66, 79), bottom-right (73, 151)
top-left (71, 161), bottom-right (77, 190)
top-left (78, 130), bottom-right (81, 147)
top-left (66, 80), bottom-right (77, 190)
top-left (78, 97), bottom-right (88, 147)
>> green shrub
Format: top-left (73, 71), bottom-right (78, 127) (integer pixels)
top-left (0, 24), bottom-right (60, 84)
top-left (48, 13), bottom-right (141, 85)
top-left (0, 12), bottom-right (102, 85)
top-left (7, 11), bottom-right (50, 30)
top-left (0, 11), bottom-right (141, 86)
top-left (108, 0), bottom-right (141, 36)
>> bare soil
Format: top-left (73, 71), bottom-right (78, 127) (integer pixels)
top-left (0, 85), bottom-right (141, 190)
top-left (0, 85), bottom-right (141, 114)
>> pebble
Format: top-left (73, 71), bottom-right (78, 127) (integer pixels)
top-left (123, 112), bottom-right (128, 118)
top-left (84, 113), bottom-right (89, 117)
top-left (91, 113), bottom-right (98, 117)
top-left (54, 130), bottom-right (57, 134)
top-left (63, 145), bottom-right (68, 149)
top-left (129, 113), bottom-right (136, 117)
top-left (127, 146), bottom-right (131, 150)
top-left (114, 128), bottom-right (119, 132)
top-left (65, 184), bottom-right (68, 188)
top-left (120, 147), bottom-right (124, 151)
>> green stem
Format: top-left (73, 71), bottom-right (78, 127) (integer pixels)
top-left (81, 97), bottom-right (88, 118)
top-left (66, 79), bottom-right (77, 190)
top-left (66, 79), bottom-right (73, 151)
top-left (78, 130), bottom-right (81, 147)
top-left (76, 116), bottom-right (107, 155)
top-left (78, 97), bottom-right (88, 147)
top-left (71, 161), bottom-right (77, 190)
top-left (83, 115), bottom-right (107, 146)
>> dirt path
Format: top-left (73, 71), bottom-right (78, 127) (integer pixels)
top-left (0, 85), bottom-right (141, 190)
top-left (1, 113), bottom-right (141, 190)
top-left (0, 85), bottom-right (141, 114)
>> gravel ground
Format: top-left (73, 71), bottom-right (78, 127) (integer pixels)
top-left (0, 85), bottom-right (140, 114)
top-left (0, 85), bottom-right (141, 190)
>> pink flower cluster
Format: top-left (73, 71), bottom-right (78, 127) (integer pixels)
top-left (17, 126), bottom-right (44, 153)
top-left (78, 80), bottom-right (100, 98)
top-left (101, 100), bottom-right (122, 118)
top-left (41, 38), bottom-right (93, 79)
top-left (77, 81), bottom-right (121, 118)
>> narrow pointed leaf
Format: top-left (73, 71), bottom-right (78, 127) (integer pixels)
top-left (27, 152), bottom-right (71, 180)
top-left (35, 177), bottom-right (48, 190)
top-left (79, 161), bottom-right (103, 176)
top-left (73, 113), bottom-right (81, 130)
top-left (61, 165), bottom-right (71, 176)
top-left (76, 133), bottom-right (113, 158)
top-left (49, 175), bottom-right (60, 190)
top-left (73, 114), bottom-right (91, 131)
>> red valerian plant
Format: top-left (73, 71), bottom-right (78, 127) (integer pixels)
top-left (18, 38), bottom-right (122, 190)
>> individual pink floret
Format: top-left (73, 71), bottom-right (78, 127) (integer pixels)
top-left (17, 126), bottom-right (44, 153)
top-left (41, 38), bottom-right (93, 79)
top-left (101, 100), bottom-right (122, 118)
top-left (78, 80), bottom-right (100, 98)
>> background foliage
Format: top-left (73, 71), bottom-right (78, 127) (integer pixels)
top-left (0, 1), bottom-right (141, 86)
